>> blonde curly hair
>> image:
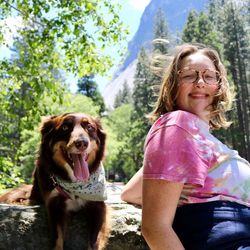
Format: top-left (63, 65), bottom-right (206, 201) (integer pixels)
top-left (148, 43), bottom-right (234, 129)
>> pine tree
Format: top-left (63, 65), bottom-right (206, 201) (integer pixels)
top-left (182, 11), bottom-right (223, 54)
top-left (153, 8), bottom-right (169, 54)
top-left (220, 1), bottom-right (250, 160)
top-left (113, 81), bottom-right (132, 108)
top-left (133, 47), bottom-right (154, 117)
top-left (77, 75), bottom-right (106, 115)
top-left (182, 10), bottom-right (199, 43)
top-left (206, 0), bottom-right (249, 161)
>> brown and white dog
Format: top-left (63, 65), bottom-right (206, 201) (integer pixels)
top-left (0, 112), bottom-right (109, 250)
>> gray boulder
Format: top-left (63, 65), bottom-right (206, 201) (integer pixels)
top-left (0, 183), bottom-right (149, 250)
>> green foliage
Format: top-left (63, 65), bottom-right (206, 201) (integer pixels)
top-left (120, 118), bottom-right (149, 179)
top-left (207, 0), bottom-right (250, 160)
top-left (153, 8), bottom-right (169, 54)
top-left (113, 47), bottom-right (157, 179)
top-left (77, 75), bottom-right (106, 115)
top-left (182, 10), bottom-right (199, 43)
top-left (17, 127), bottom-right (41, 182)
top-left (0, 0), bottom-right (128, 76)
top-left (113, 81), bottom-right (132, 108)
top-left (182, 10), bottom-right (223, 54)
top-left (0, 156), bottom-right (24, 190)
top-left (133, 47), bottom-right (155, 116)
top-left (102, 104), bottom-right (134, 180)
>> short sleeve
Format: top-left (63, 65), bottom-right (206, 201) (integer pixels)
top-left (143, 125), bottom-right (209, 187)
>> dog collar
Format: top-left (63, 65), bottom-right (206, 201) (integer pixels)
top-left (50, 175), bottom-right (72, 199)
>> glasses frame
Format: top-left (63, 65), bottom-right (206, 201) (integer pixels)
top-left (177, 69), bottom-right (221, 85)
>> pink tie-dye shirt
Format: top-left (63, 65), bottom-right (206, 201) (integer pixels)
top-left (143, 110), bottom-right (250, 207)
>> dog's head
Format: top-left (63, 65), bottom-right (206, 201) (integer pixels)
top-left (39, 113), bottom-right (106, 177)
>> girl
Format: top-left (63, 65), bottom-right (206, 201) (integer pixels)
top-left (121, 44), bottom-right (250, 250)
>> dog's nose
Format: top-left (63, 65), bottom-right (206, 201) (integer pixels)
top-left (74, 138), bottom-right (89, 149)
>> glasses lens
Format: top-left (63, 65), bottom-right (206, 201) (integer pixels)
top-left (204, 70), bottom-right (220, 84)
top-left (179, 70), bottom-right (197, 83)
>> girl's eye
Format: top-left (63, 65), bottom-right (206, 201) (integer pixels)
top-left (183, 74), bottom-right (194, 79)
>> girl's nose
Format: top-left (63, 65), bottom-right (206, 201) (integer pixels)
top-left (195, 73), bottom-right (205, 87)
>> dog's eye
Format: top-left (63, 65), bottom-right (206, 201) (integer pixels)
top-left (62, 124), bottom-right (69, 131)
top-left (86, 124), bottom-right (95, 132)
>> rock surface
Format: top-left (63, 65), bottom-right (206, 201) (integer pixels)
top-left (0, 183), bottom-right (149, 250)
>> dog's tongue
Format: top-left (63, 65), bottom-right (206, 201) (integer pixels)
top-left (71, 153), bottom-right (89, 181)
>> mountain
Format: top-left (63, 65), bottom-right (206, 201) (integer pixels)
top-left (102, 0), bottom-right (208, 109)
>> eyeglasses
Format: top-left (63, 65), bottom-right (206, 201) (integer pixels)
top-left (178, 69), bottom-right (221, 85)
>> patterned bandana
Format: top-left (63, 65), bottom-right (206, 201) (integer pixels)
top-left (55, 162), bottom-right (107, 201)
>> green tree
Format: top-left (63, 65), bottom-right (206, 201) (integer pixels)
top-left (182, 10), bottom-right (199, 43)
top-left (133, 47), bottom-right (155, 117)
top-left (102, 104), bottom-right (134, 180)
top-left (207, 0), bottom-right (250, 160)
top-left (0, 0), bottom-right (127, 132)
top-left (182, 11), bottom-right (223, 54)
top-left (0, 0), bottom-right (128, 76)
top-left (153, 8), bottom-right (169, 54)
top-left (219, 1), bottom-right (249, 160)
top-left (77, 75), bottom-right (106, 115)
top-left (114, 80), bottom-right (132, 108)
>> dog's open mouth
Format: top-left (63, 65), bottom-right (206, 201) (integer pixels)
top-left (71, 153), bottom-right (89, 181)
top-left (62, 147), bottom-right (90, 181)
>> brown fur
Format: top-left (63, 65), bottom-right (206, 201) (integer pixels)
top-left (0, 184), bottom-right (32, 205)
top-left (0, 113), bottom-right (110, 250)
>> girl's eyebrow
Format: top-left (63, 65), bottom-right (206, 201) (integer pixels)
top-left (180, 67), bottom-right (216, 71)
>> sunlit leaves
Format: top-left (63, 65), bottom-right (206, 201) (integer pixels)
top-left (0, 0), bottom-right (129, 96)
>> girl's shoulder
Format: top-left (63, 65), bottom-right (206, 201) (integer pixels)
top-left (153, 111), bottom-right (208, 135)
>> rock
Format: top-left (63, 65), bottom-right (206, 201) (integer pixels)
top-left (0, 183), bottom-right (149, 250)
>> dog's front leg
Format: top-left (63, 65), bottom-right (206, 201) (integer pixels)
top-left (85, 201), bottom-right (110, 250)
top-left (46, 192), bottom-right (69, 250)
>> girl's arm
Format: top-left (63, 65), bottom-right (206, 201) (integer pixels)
top-left (141, 179), bottom-right (185, 250)
top-left (120, 167), bottom-right (143, 205)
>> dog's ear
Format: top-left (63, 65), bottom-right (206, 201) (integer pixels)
top-left (94, 118), bottom-right (106, 163)
top-left (39, 115), bottom-right (57, 138)
top-left (95, 118), bottom-right (106, 147)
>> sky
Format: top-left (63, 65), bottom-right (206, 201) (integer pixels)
top-left (0, 0), bottom-right (151, 92)
top-left (120, 0), bottom-right (151, 39)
